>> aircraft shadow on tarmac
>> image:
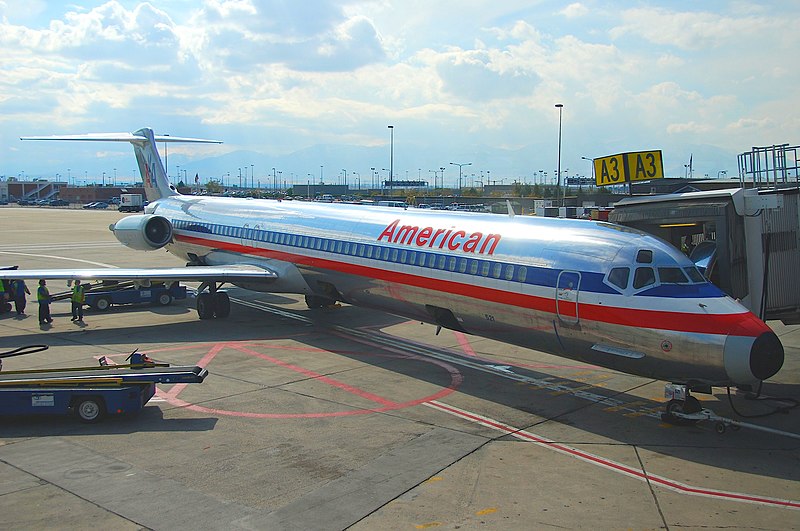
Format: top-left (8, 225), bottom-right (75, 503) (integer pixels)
top-left (1, 296), bottom-right (797, 479)
top-left (0, 407), bottom-right (218, 438)
top-left (289, 306), bottom-right (800, 482)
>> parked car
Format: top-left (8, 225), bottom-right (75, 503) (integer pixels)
top-left (82, 201), bottom-right (109, 209)
top-left (48, 199), bottom-right (69, 206)
top-left (17, 199), bottom-right (31, 206)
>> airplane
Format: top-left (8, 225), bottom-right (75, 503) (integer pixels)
top-left (0, 127), bottom-right (784, 417)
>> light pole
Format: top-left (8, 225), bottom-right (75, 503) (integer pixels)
top-left (555, 103), bottom-right (564, 206)
top-left (370, 167), bottom-right (376, 190)
top-left (272, 167), bottom-right (277, 191)
top-left (450, 162), bottom-right (472, 193)
top-left (581, 156), bottom-right (594, 191)
top-left (251, 164), bottom-right (254, 189)
top-left (238, 168), bottom-right (242, 188)
top-left (388, 125), bottom-right (394, 194)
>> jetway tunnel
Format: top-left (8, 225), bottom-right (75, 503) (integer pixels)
top-left (611, 187), bottom-right (800, 324)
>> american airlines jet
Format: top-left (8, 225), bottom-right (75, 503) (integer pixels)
top-left (2, 128), bottom-right (784, 416)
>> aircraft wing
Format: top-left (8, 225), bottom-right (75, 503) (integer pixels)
top-left (0, 265), bottom-right (277, 283)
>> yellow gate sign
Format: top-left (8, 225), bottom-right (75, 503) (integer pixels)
top-left (594, 150), bottom-right (663, 186)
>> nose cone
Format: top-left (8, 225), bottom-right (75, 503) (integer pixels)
top-left (750, 331), bottom-right (784, 381)
top-left (724, 331), bottom-right (784, 384)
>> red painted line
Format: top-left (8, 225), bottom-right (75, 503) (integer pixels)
top-left (174, 233), bottom-right (767, 337)
top-left (157, 340), bottom-right (462, 419)
top-left (426, 400), bottom-right (800, 510)
top-left (453, 331), bottom-right (478, 357)
top-left (229, 343), bottom-right (399, 407)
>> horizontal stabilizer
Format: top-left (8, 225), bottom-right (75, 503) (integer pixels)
top-left (21, 133), bottom-right (222, 144)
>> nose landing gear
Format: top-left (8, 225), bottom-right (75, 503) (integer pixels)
top-left (662, 383), bottom-right (703, 425)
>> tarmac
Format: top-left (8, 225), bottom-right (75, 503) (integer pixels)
top-left (0, 205), bottom-right (798, 530)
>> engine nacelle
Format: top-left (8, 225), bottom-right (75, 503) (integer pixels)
top-left (110, 214), bottom-right (173, 251)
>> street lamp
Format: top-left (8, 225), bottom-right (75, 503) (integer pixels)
top-left (555, 103), bottom-right (564, 206)
top-left (251, 164), bottom-right (254, 189)
top-left (387, 125), bottom-right (394, 194)
top-left (581, 156), bottom-right (595, 190)
top-left (450, 162), bottom-right (472, 193)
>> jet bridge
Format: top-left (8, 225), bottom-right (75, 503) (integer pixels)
top-left (610, 187), bottom-right (800, 324)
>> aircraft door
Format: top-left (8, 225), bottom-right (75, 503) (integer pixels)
top-left (556, 270), bottom-right (581, 324)
top-left (241, 223), bottom-right (250, 248)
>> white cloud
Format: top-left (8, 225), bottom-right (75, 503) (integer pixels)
top-left (559, 3), bottom-right (588, 18)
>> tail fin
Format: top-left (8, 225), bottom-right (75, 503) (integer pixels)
top-left (21, 128), bottom-right (222, 202)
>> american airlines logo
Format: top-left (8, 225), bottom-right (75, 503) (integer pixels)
top-left (377, 219), bottom-right (501, 255)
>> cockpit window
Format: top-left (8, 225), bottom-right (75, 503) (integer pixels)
top-left (608, 267), bottom-right (630, 290)
top-left (658, 267), bottom-right (689, 284)
top-left (633, 267), bottom-right (656, 289)
top-left (684, 266), bottom-right (706, 283)
top-left (636, 249), bottom-right (653, 264)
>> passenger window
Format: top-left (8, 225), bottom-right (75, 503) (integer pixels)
top-left (481, 262), bottom-right (490, 276)
top-left (382, 248), bottom-right (390, 260)
top-left (447, 257), bottom-right (456, 271)
top-left (608, 267), bottom-right (630, 290)
top-left (427, 254), bottom-right (436, 268)
top-left (436, 256), bottom-right (446, 269)
top-left (633, 267), bottom-right (656, 289)
top-left (517, 266), bottom-right (527, 282)
top-left (391, 249), bottom-right (398, 262)
top-left (400, 250), bottom-right (407, 263)
top-left (658, 267), bottom-right (689, 284)
top-left (469, 260), bottom-right (479, 275)
top-left (636, 250), bottom-right (653, 263)
top-left (492, 263), bottom-right (502, 278)
top-left (458, 258), bottom-right (467, 273)
top-left (366, 246), bottom-right (373, 258)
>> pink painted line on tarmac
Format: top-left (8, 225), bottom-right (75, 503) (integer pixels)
top-left (453, 331), bottom-right (478, 357)
top-left (158, 339), bottom-right (462, 419)
top-left (426, 400), bottom-right (800, 511)
top-left (230, 343), bottom-right (399, 407)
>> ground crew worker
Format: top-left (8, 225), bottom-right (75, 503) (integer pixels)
top-left (37, 279), bottom-right (53, 325)
top-left (71, 279), bottom-right (86, 322)
top-left (11, 279), bottom-right (30, 315)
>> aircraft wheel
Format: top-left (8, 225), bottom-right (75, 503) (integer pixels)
top-left (157, 293), bottom-right (173, 306)
top-left (75, 397), bottom-right (104, 423)
top-left (94, 296), bottom-right (112, 311)
top-left (197, 293), bottom-right (216, 319)
top-left (665, 395), bottom-right (702, 419)
top-left (214, 292), bottom-right (231, 318)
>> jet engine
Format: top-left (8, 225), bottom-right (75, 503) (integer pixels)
top-left (110, 214), bottom-right (173, 251)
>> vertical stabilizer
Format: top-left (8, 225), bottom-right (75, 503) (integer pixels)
top-left (21, 128), bottom-right (222, 202)
top-left (133, 128), bottom-right (177, 201)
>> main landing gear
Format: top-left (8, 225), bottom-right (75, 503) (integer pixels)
top-left (196, 282), bottom-right (230, 320)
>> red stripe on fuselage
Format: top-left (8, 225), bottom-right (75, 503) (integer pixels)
top-left (175, 234), bottom-right (767, 338)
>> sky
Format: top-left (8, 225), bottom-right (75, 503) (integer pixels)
top-left (1, 0), bottom-right (798, 188)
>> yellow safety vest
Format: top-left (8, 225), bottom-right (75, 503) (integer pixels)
top-left (71, 284), bottom-right (85, 303)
